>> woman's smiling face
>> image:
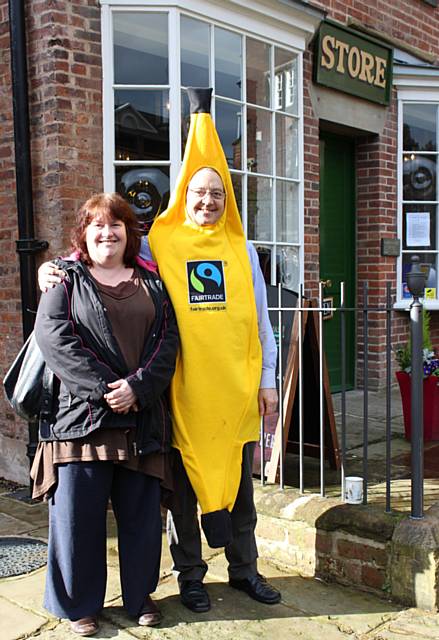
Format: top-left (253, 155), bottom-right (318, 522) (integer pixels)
top-left (85, 214), bottom-right (128, 266)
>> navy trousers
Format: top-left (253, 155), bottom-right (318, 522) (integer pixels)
top-left (44, 462), bottom-right (161, 620)
top-left (167, 442), bottom-right (258, 582)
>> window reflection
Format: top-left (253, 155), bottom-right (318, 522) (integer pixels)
top-left (276, 245), bottom-right (299, 291)
top-left (276, 180), bottom-right (299, 243)
top-left (247, 107), bottom-right (272, 174)
top-left (403, 104), bottom-right (437, 152)
top-left (231, 173), bottom-right (242, 215)
top-left (215, 27), bottom-right (242, 100)
top-left (248, 176), bottom-right (272, 241)
top-left (116, 165), bottom-right (170, 234)
top-left (276, 114), bottom-right (298, 179)
top-left (181, 16), bottom-right (209, 88)
top-left (274, 48), bottom-right (298, 115)
top-left (113, 13), bottom-right (168, 85)
top-left (181, 89), bottom-right (190, 159)
top-left (115, 90), bottom-right (169, 161)
top-left (403, 154), bottom-right (436, 201)
top-left (246, 39), bottom-right (270, 107)
top-left (215, 100), bottom-right (242, 170)
top-left (402, 252), bottom-right (437, 299)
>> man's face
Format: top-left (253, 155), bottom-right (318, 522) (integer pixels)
top-left (186, 168), bottom-right (226, 226)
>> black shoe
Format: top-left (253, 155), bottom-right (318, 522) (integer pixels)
top-left (229, 573), bottom-right (281, 604)
top-left (180, 580), bottom-right (211, 613)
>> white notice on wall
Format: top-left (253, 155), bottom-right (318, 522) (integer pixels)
top-left (406, 211), bottom-right (430, 247)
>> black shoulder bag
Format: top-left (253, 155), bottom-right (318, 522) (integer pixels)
top-left (3, 332), bottom-right (54, 431)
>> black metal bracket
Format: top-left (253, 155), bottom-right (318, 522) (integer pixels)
top-left (16, 238), bottom-right (49, 254)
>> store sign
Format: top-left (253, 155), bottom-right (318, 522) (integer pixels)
top-left (314, 21), bottom-right (393, 105)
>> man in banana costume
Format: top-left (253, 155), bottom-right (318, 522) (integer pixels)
top-left (147, 88), bottom-right (280, 612)
top-left (38, 87), bottom-right (280, 612)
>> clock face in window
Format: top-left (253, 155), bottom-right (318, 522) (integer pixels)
top-left (118, 168), bottom-right (170, 234)
top-left (403, 156), bottom-right (436, 201)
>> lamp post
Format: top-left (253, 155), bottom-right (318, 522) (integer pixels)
top-left (406, 255), bottom-right (427, 519)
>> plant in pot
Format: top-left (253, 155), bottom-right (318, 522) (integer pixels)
top-left (395, 309), bottom-right (439, 441)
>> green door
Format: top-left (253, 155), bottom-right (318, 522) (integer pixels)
top-left (320, 133), bottom-right (356, 391)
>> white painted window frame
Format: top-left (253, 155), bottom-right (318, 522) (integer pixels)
top-left (100, 0), bottom-right (318, 290)
top-left (394, 82), bottom-right (439, 310)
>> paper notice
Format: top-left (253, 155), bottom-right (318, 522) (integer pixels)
top-left (406, 211), bottom-right (430, 247)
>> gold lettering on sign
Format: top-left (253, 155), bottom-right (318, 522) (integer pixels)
top-left (319, 33), bottom-right (388, 91)
top-left (359, 50), bottom-right (375, 83)
top-left (335, 41), bottom-right (349, 73)
top-left (374, 56), bottom-right (387, 87)
top-left (321, 35), bottom-right (335, 69)
top-left (347, 46), bottom-right (361, 77)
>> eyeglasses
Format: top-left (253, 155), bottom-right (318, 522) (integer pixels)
top-left (188, 188), bottom-right (226, 200)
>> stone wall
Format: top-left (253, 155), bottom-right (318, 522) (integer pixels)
top-left (254, 485), bottom-right (439, 610)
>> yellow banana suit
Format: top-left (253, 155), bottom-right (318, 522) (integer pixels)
top-left (148, 88), bottom-right (262, 547)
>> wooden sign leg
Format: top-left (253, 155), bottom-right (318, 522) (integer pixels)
top-left (266, 302), bottom-right (309, 483)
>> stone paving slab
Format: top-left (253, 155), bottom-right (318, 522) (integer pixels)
top-left (0, 595), bottom-right (48, 640)
top-left (367, 608), bottom-right (439, 639)
top-left (0, 512), bottom-right (32, 536)
top-left (0, 567), bottom-right (47, 616)
top-left (0, 496), bottom-right (49, 529)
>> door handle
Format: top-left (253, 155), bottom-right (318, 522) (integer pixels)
top-left (320, 279), bottom-right (332, 288)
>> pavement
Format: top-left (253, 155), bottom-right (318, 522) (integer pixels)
top-left (2, 386), bottom-right (439, 639)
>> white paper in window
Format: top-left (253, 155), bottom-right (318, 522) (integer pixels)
top-left (406, 211), bottom-right (430, 247)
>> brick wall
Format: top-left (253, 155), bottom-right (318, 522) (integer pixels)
top-left (310, 0), bottom-right (439, 61)
top-left (0, 0), bottom-right (103, 482)
top-left (304, 0), bottom-right (439, 387)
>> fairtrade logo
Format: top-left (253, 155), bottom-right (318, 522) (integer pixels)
top-left (186, 260), bottom-right (226, 304)
top-left (190, 262), bottom-right (222, 293)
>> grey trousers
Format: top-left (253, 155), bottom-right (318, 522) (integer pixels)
top-left (166, 442), bottom-right (258, 582)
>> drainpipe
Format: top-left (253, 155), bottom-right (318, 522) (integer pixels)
top-left (8, 0), bottom-right (48, 487)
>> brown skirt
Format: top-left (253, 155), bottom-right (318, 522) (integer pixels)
top-left (30, 427), bottom-right (173, 500)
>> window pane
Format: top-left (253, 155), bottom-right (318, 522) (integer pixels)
top-left (276, 246), bottom-right (299, 291)
top-left (274, 48), bottom-right (298, 115)
top-left (403, 204), bottom-right (436, 250)
top-left (216, 99), bottom-right (242, 170)
top-left (403, 154), bottom-right (436, 201)
top-left (248, 176), bottom-right (272, 241)
top-left (246, 38), bottom-right (270, 107)
top-left (402, 252), bottom-right (437, 298)
top-left (115, 90), bottom-right (169, 161)
top-left (403, 104), bottom-right (437, 151)
top-left (255, 245), bottom-right (272, 283)
top-left (247, 107), bottom-right (272, 174)
top-left (276, 180), bottom-right (299, 242)
top-left (116, 165), bottom-right (170, 233)
top-left (215, 27), bottom-right (241, 100)
top-left (181, 16), bottom-right (209, 88)
top-left (181, 89), bottom-right (190, 158)
top-left (231, 173), bottom-right (242, 215)
top-left (276, 114), bottom-right (298, 179)
top-left (114, 13), bottom-right (168, 85)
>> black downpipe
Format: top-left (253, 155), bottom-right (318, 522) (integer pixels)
top-left (8, 0), bottom-right (48, 488)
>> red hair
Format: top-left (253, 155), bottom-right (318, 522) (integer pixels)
top-left (71, 193), bottom-right (141, 266)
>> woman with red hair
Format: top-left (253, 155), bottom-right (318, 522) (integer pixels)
top-left (32, 192), bottom-right (178, 636)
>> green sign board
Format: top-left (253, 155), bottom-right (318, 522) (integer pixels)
top-left (314, 21), bottom-right (393, 105)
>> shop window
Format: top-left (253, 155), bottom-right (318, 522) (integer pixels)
top-left (105, 7), bottom-right (302, 290)
top-left (400, 103), bottom-right (438, 303)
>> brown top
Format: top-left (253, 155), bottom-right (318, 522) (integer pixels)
top-left (31, 268), bottom-right (172, 500)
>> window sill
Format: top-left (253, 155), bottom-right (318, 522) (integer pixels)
top-left (394, 300), bottom-right (439, 311)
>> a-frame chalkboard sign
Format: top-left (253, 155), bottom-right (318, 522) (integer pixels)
top-left (253, 297), bottom-right (340, 481)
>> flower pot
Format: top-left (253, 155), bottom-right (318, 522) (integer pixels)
top-left (396, 371), bottom-right (439, 441)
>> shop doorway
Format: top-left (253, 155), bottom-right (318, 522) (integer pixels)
top-left (319, 132), bottom-right (356, 391)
